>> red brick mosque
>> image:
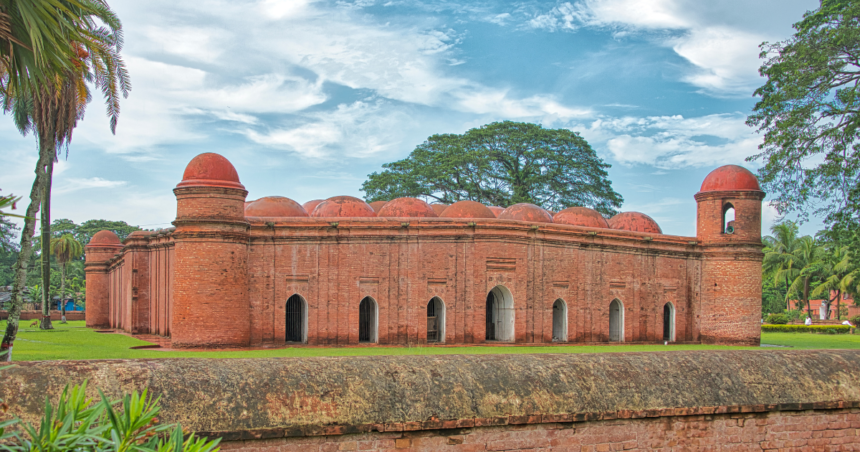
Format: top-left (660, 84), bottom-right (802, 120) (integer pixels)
top-left (85, 153), bottom-right (765, 348)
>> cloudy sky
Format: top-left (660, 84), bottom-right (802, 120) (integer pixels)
top-left (0, 0), bottom-right (823, 237)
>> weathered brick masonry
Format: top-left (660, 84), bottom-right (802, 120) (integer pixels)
top-left (85, 154), bottom-right (765, 348)
top-left (2, 351), bottom-right (860, 451)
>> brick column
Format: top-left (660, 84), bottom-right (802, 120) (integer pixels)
top-left (169, 153), bottom-right (250, 348)
top-left (84, 231), bottom-right (123, 329)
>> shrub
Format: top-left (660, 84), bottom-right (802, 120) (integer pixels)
top-left (850, 315), bottom-right (860, 327)
top-left (761, 324), bottom-right (851, 334)
top-left (785, 309), bottom-right (805, 321)
top-left (765, 313), bottom-right (789, 324)
top-left (1, 382), bottom-right (220, 452)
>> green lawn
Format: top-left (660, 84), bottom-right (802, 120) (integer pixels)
top-left (1, 321), bottom-right (856, 361)
top-left (760, 331), bottom-right (860, 349)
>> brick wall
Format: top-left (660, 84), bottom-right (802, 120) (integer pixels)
top-left (239, 219), bottom-right (707, 347)
top-left (219, 409), bottom-right (860, 451)
top-left (0, 311), bottom-right (85, 321)
top-left (89, 215), bottom-right (767, 347)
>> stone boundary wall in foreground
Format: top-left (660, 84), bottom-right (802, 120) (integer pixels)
top-left (2, 350), bottom-right (860, 451)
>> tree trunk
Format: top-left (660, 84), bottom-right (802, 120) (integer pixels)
top-left (59, 261), bottom-right (67, 323)
top-left (0, 140), bottom-right (53, 361)
top-left (40, 149), bottom-right (54, 330)
top-left (804, 278), bottom-right (811, 320)
top-left (836, 290), bottom-right (842, 320)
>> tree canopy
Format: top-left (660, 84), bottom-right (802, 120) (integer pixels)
top-left (361, 121), bottom-right (623, 215)
top-left (747, 0), bottom-right (860, 224)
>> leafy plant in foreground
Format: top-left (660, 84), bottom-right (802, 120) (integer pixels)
top-left (0, 381), bottom-right (220, 452)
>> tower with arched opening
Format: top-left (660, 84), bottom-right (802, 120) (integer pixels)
top-left (695, 165), bottom-right (765, 345)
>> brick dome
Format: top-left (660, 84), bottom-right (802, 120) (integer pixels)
top-left (700, 165), bottom-right (761, 192)
top-left (377, 198), bottom-right (437, 218)
top-left (430, 204), bottom-right (448, 215)
top-left (608, 212), bottom-right (662, 234)
top-left (302, 199), bottom-right (324, 213)
top-left (499, 203), bottom-right (553, 223)
top-left (554, 207), bottom-right (609, 228)
top-left (176, 153), bottom-right (245, 190)
top-left (440, 201), bottom-right (496, 219)
top-left (487, 206), bottom-right (504, 218)
top-left (311, 196), bottom-right (376, 218)
top-left (88, 230), bottom-right (122, 246)
top-left (369, 201), bottom-right (388, 213)
top-left (245, 196), bottom-right (308, 217)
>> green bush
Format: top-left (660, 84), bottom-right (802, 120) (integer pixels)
top-left (1, 382), bottom-right (220, 452)
top-left (850, 315), bottom-right (860, 327)
top-left (786, 309), bottom-right (805, 322)
top-left (765, 313), bottom-right (790, 324)
top-left (761, 324), bottom-right (851, 334)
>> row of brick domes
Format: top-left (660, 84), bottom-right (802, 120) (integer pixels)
top-left (244, 196), bottom-right (662, 234)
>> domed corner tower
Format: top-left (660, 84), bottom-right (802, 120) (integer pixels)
top-left (171, 153), bottom-right (250, 348)
top-left (84, 230), bottom-right (124, 328)
top-left (694, 165), bottom-right (766, 345)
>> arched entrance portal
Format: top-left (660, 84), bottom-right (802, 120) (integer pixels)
top-left (285, 294), bottom-right (307, 343)
top-left (485, 286), bottom-right (514, 342)
top-left (609, 299), bottom-right (624, 342)
top-left (663, 302), bottom-right (675, 342)
top-left (426, 297), bottom-right (445, 343)
top-left (552, 299), bottom-right (567, 342)
top-left (359, 297), bottom-right (378, 343)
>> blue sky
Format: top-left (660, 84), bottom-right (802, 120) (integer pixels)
top-left (0, 0), bottom-right (823, 237)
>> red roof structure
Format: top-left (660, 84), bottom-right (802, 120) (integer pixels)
top-left (377, 198), bottom-right (437, 218)
top-left (608, 212), bottom-right (662, 234)
top-left (499, 203), bottom-right (553, 223)
top-left (176, 153), bottom-right (245, 190)
top-left (311, 196), bottom-right (376, 218)
top-left (700, 165), bottom-right (761, 192)
top-left (553, 207), bottom-right (609, 228)
top-left (245, 196), bottom-right (308, 217)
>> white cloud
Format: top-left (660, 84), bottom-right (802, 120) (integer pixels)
top-left (527, 0), bottom-right (807, 96)
top-left (582, 113), bottom-right (761, 169)
top-left (242, 100), bottom-right (415, 160)
top-left (54, 178), bottom-right (128, 194)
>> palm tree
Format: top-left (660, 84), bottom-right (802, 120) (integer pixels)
top-left (0, 0), bottom-right (129, 359)
top-left (811, 246), bottom-right (858, 320)
top-left (786, 236), bottom-right (826, 318)
top-left (762, 222), bottom-right (801, 310)
top-left (50, 233), bottom-right (82, 322)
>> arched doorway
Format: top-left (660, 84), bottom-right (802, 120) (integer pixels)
top-left (609, 299), bottom-right (624, 342)
top-left (552, 299), bottom-right (567, 342)
top-left (485, 286), bottom-right (514, 342)
top-left (285, 294), bottom-right (307, 343)
top-left (359, 296), bottom-right (378, 343)
top-left (663, 302), bottom-right (675, 342)
top-left (427, 297), bottom-right (445, 343)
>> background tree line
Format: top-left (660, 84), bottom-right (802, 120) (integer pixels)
top-left (0, 217), bottom-right (140, 308)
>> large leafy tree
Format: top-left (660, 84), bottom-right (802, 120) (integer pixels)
top-left (747, 0), bottom-right (860, 224)
top-left (362, 121), bottom-right (623, 215)
top-left (0, 0), bottom-right (129, 359)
